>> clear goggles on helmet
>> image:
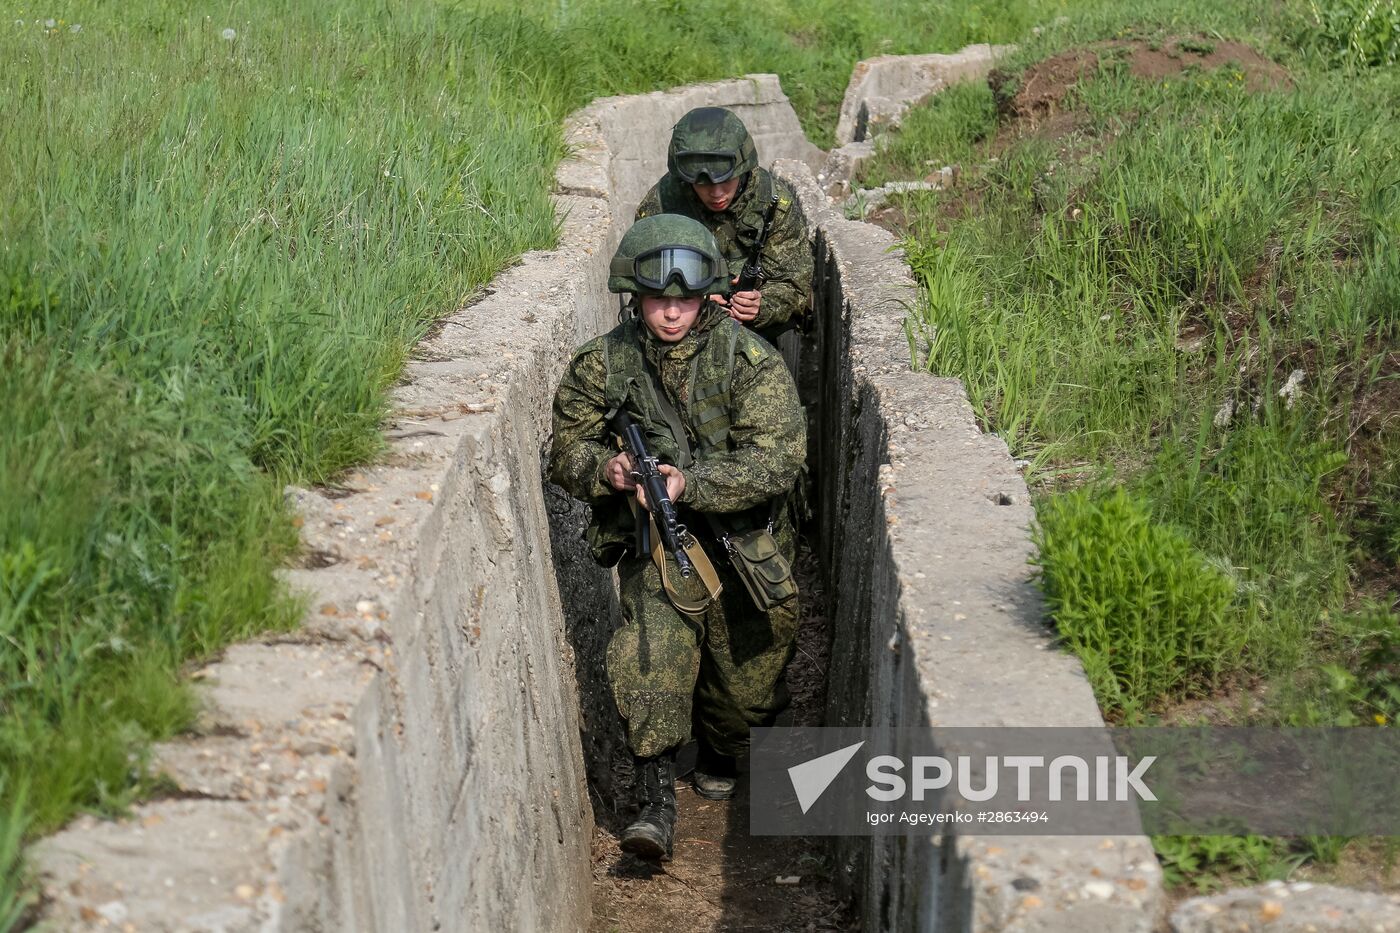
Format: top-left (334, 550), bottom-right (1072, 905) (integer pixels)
top-left (673, 149), bottom-right (740, 184)
top-left (630, 245), bottom-right (721, 292)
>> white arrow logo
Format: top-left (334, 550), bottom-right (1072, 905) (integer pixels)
top-left (788, 741), bottom-right (866, 814)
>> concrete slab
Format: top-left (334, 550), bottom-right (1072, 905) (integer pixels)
top-left (1173, 882), bottom-right (1400, 932)
top-left (36, 800), bottom-right (289, 932)
top-left (777, 156), bottom-right (1165, 930)
top-left (834, 45), bottom-right (1012, 147)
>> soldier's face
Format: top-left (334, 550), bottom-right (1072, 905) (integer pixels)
top-left (692, 177), bottom-right (741, 212)
top-left (639, 295), bottom-right (704, 343)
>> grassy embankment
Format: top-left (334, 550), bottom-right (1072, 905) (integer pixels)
top-left (0, 0), bottom-right (1086, 923)
top-left (860, 0), bottom-right (1399, 890)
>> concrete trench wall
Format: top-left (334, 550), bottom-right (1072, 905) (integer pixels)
top-left (35, 180), bottom-right (615, 931)
top-left (832, 46), bottom-right (1012, 146)
top-left (34, 61), bottom-right (1165, 933)
top-left (778, 158), bottom-right (1164, 931)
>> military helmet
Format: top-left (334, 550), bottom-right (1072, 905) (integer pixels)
top-left (667, 107), bottom-right (759, 185)
top-left (608, 214), bottom-right (729, 297)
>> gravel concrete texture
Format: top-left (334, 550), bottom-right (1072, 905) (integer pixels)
top-left (819, 139), bottom-right (877, 199)
top-left (1172, 882), bottom-right (1400, 932)
top-left (775, 155), bottom-right (1165, 932)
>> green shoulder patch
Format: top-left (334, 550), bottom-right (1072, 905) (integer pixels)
top-left (743, 341), bottom-right (766, 366)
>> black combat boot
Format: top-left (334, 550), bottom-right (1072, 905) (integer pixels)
top-left (620, 752), bottom-right (677, 861)
top-left (692, 742), bottom-right (738, 800)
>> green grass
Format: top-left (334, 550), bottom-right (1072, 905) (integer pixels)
top-left (0, 0), bottom-right (1099, 922)
top-left (869, 0), bottom-right (1399, 893)
top-left (1154, 834), bottom-right (1306, 890)
top-left (1033, 486), bottom-right (1243, 718)
top-left (886, 2), bottom-right (1398, 701)
top-left (858, 80), bottom-right (999, 187)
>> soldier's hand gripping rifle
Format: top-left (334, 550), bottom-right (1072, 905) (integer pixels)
top-left (732, 194), bottom-right (781, 294)
top-left (610, 411), bottom-right (694, 578)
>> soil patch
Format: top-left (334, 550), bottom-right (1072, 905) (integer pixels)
top-left (864, 38), bottom-right (1292, 241)
top-left (981, 36), bottom-right (1291, 157)
top-left (992, 37), bottom-right (1291, 125)
top-left (1153, 676), bottom-right (1274, 726)
top-left (1294, 839), bottom-right (1400, 893)
top-left (589, 548), bottom-right (854, 933)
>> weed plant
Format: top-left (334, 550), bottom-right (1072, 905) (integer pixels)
top-left (1296, 0), bottom-right (1400, 66)
top-left (1154, 834), bottom-right (1304, 890)
top-left (1032, 486), bottom-right (1241, 717)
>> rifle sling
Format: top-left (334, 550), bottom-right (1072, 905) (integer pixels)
top-left (648, 510), bottom-right (722, 619)
top-left (636, 343), bottom-right (695, 470)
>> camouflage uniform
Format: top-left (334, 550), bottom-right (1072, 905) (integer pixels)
top-left (550, 305), bottom-right (806, 758)
top-left (635, 108), bottom-right (813, 350)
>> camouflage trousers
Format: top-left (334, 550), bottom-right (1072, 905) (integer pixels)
top-left (608, 522), bottom-right (798, 758)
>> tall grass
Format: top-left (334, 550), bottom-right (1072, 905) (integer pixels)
top-left (879, 1), bottom-right (1398, 888)
top-left (1032, 486), bottom-right (1242, 717)
top-left (1, 0), bottom-right (1099, 922)
top-left (888, 1), bottom-right (1398, 711)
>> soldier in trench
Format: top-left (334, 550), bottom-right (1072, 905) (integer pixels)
top-left (549, 214), bottom-right (806, 861)
top-left (635, 106), bottom-right (813, 366)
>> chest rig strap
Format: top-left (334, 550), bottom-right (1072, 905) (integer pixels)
top-left (603, 318), bottom-right (743, 618)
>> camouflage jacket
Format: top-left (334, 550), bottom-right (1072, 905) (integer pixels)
top-left (635, 168), bottom-right (813, 341)
top-left (550, 304), bottom-right (805, 556)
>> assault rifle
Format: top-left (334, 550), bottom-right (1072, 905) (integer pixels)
top-left (732, 194), bottom-right (781, 294)
top-left (610, 411), bottom-right (694, 578)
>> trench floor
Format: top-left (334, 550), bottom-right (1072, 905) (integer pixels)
top-left (588, 547), bottom-right (856, 933)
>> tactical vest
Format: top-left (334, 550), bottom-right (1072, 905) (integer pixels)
top-left (586, 314), bottom-right (772, 565)
top-left (602, 315), bottom-right (747, 468)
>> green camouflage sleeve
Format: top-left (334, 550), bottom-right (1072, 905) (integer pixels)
top-left (679, 342), bottom-right (806, 512)
top-left (751, 186), bottom-right (813, 332)
top-left (634, 183), bottom-right (663, 221)
top-left (549, 338), bottom-right (616, 501)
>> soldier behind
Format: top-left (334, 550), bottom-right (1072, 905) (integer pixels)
top-left (636, 107), bottom-right (813, 357)
top-left (550, 214), bottom-right (806, 862)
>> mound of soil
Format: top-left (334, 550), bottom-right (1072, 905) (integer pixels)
top-left (862, 36), bottom-right (1293, 240)
top-left (991, 36), bottom-right (1291, 124)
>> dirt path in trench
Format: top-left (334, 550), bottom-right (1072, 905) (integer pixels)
top-left (588, 548), bottom-right (855, 933)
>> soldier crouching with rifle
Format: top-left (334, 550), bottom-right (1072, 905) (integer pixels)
top-left (549, 214), bottom-right (806, 862)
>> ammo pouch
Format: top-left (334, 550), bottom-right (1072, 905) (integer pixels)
top-left (726, 529), bottom-right (797, 611)
top-left (714, 510), bottom-right (797, 611)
